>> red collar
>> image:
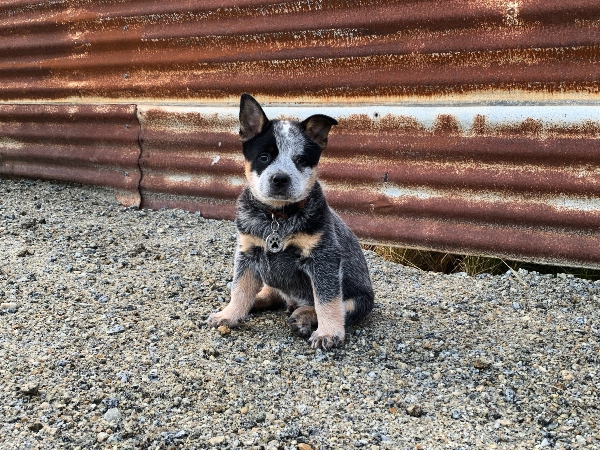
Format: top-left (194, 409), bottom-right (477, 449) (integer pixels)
top-left (269, 199), bottom-right (307, 219)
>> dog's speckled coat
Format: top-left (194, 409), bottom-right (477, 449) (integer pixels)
top-left (207, 94), bottom-right (374, 349)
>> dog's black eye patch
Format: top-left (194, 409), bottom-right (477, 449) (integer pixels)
top-left (298, 140), bottom-right (322, 168)
top-left (251, 146), bottom-right (276, 175)
top-left (242, 123), bottom-right (278, 176)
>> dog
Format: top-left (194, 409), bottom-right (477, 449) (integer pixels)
top-left (206, 94), bottom-right (374, 349)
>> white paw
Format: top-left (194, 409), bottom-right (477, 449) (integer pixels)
top-left (206, 311), bottom-right (244, 328)
top-left (308, 328), bottom-right (344, 350)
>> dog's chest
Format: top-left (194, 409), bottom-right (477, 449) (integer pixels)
top-left (238, 228), bottom-right (320, 293)
top-left (256, 249), bottom-right (309, 290)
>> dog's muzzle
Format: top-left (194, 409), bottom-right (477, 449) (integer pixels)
top-left (270, 173), bottom-right (291, 196)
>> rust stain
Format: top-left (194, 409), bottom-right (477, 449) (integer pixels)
top-left (336, 114), bottom-right (426, 134)
top-left (0, 1), bottom-right (599, 102)
top-left (433, 115), bottom-right (462, 136)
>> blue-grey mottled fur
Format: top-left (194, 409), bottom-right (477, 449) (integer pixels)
top-left (208, 94), bottom-right (374, 346)
top-left (235, 183), bottom-right (374, 325)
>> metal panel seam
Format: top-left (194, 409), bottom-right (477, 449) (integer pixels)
top-left (133, 104), bottom-right (143, 208)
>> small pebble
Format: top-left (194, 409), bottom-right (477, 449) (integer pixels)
top-left (296, 404), bottom-right (310, 415)
top-left (406, 405), bottom-right (424, 417)
top-left (107, 324), bottom-right (126, 335)
top-left (18, 382), bottom-right (39, 396)
top-left (103, 408), bottom-right (122, 425)
top-left (451, 409), bottom-right (462, 419)
top-left (27, 422), bottom-right (43, 432)
top-left (209, 436), bottom-right (225, 445)
top-left (217, 325), bottom-right (231, 336)
top-left (1, 302), bottom-right (18, 312)
top-left (16, 247), bottom-right (30, 257)
top-left (473, 358), bottom-right (492, 369)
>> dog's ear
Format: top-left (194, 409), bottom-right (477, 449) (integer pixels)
top-left (301, 114), bottom-right (338, 150)
top-left (239, 94), bottom-right (269, 142)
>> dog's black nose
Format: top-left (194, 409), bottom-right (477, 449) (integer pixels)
top-left (271, 173), bottom-right (290, 188)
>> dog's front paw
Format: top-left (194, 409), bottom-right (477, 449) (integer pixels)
top-left (308, 328), bottom-right (344, 350)
top-left (206, 311), bottom-right (244, 328)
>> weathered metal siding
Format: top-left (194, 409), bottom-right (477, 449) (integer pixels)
top-left (0, 104), bottom-right (142, 207)
top-left (0, 1), bottom-right (599, 268)
top-left (138, 105), bottom-right (600, 268)
top-left (1, 0), bottom-right (599, 103)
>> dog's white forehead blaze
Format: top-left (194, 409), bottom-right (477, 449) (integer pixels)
top-left (274, 121), bottom-right (304, 158)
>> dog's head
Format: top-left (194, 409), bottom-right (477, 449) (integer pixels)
top-left (238, 93), bottom-right (337, 207)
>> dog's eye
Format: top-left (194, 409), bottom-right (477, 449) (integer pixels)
top-left (258, 153), bottom-right (271, 163)
top-left (295, 156), bottom-right (307, 165)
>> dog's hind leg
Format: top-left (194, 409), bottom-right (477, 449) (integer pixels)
top-left (291, 298), bottom-right (371, 335)
top-left (288, 306), bottom-right (318, 337)
top-left (252, 285), bottom-right (286, 311)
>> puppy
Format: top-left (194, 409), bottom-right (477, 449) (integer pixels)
top-left (206, 94), bottom-right (374, 349)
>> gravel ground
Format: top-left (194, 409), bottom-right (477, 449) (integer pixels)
top-left (0, 178), bottom-right (599, 450)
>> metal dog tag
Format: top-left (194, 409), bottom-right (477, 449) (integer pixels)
top-left (266, 213), bottom-right (283, 253)
top-left (266, 231), bottom-right (283, 253)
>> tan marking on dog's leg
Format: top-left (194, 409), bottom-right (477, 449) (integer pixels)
top-left (238, 233), bottom-right (266, 253)
top-left (206, 270), bottom-right (261, 328)
top-left (309, 296), bottom-right (345, 350)
top-left (252, 285), bottom-right (286, 310)
top-left (288, 306), bottom-right (318, 337)
top-left (344, 298), bottom-right (356, 314)
top-left (283, 231), bottom-right (323, 257)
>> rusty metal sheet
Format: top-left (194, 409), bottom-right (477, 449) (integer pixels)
top-left (0, 104), bottom-right (141, 206)
top-left (0, 1), bottom-right (599, 103)
top-left (0, 1), bottom-right (599, 269)
top-left (137, 104), bottom-right (600, 269)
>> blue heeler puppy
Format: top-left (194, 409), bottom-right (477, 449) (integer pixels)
top-left (207, 94), bottom-right (374, 349)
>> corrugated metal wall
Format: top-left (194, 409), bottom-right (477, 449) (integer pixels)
top-left (0, 104), bottom-right (142, 206)
top-left (2, 0), bottom-right (599, 103)
top-left (0, 1), bottom-right (599, 268)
